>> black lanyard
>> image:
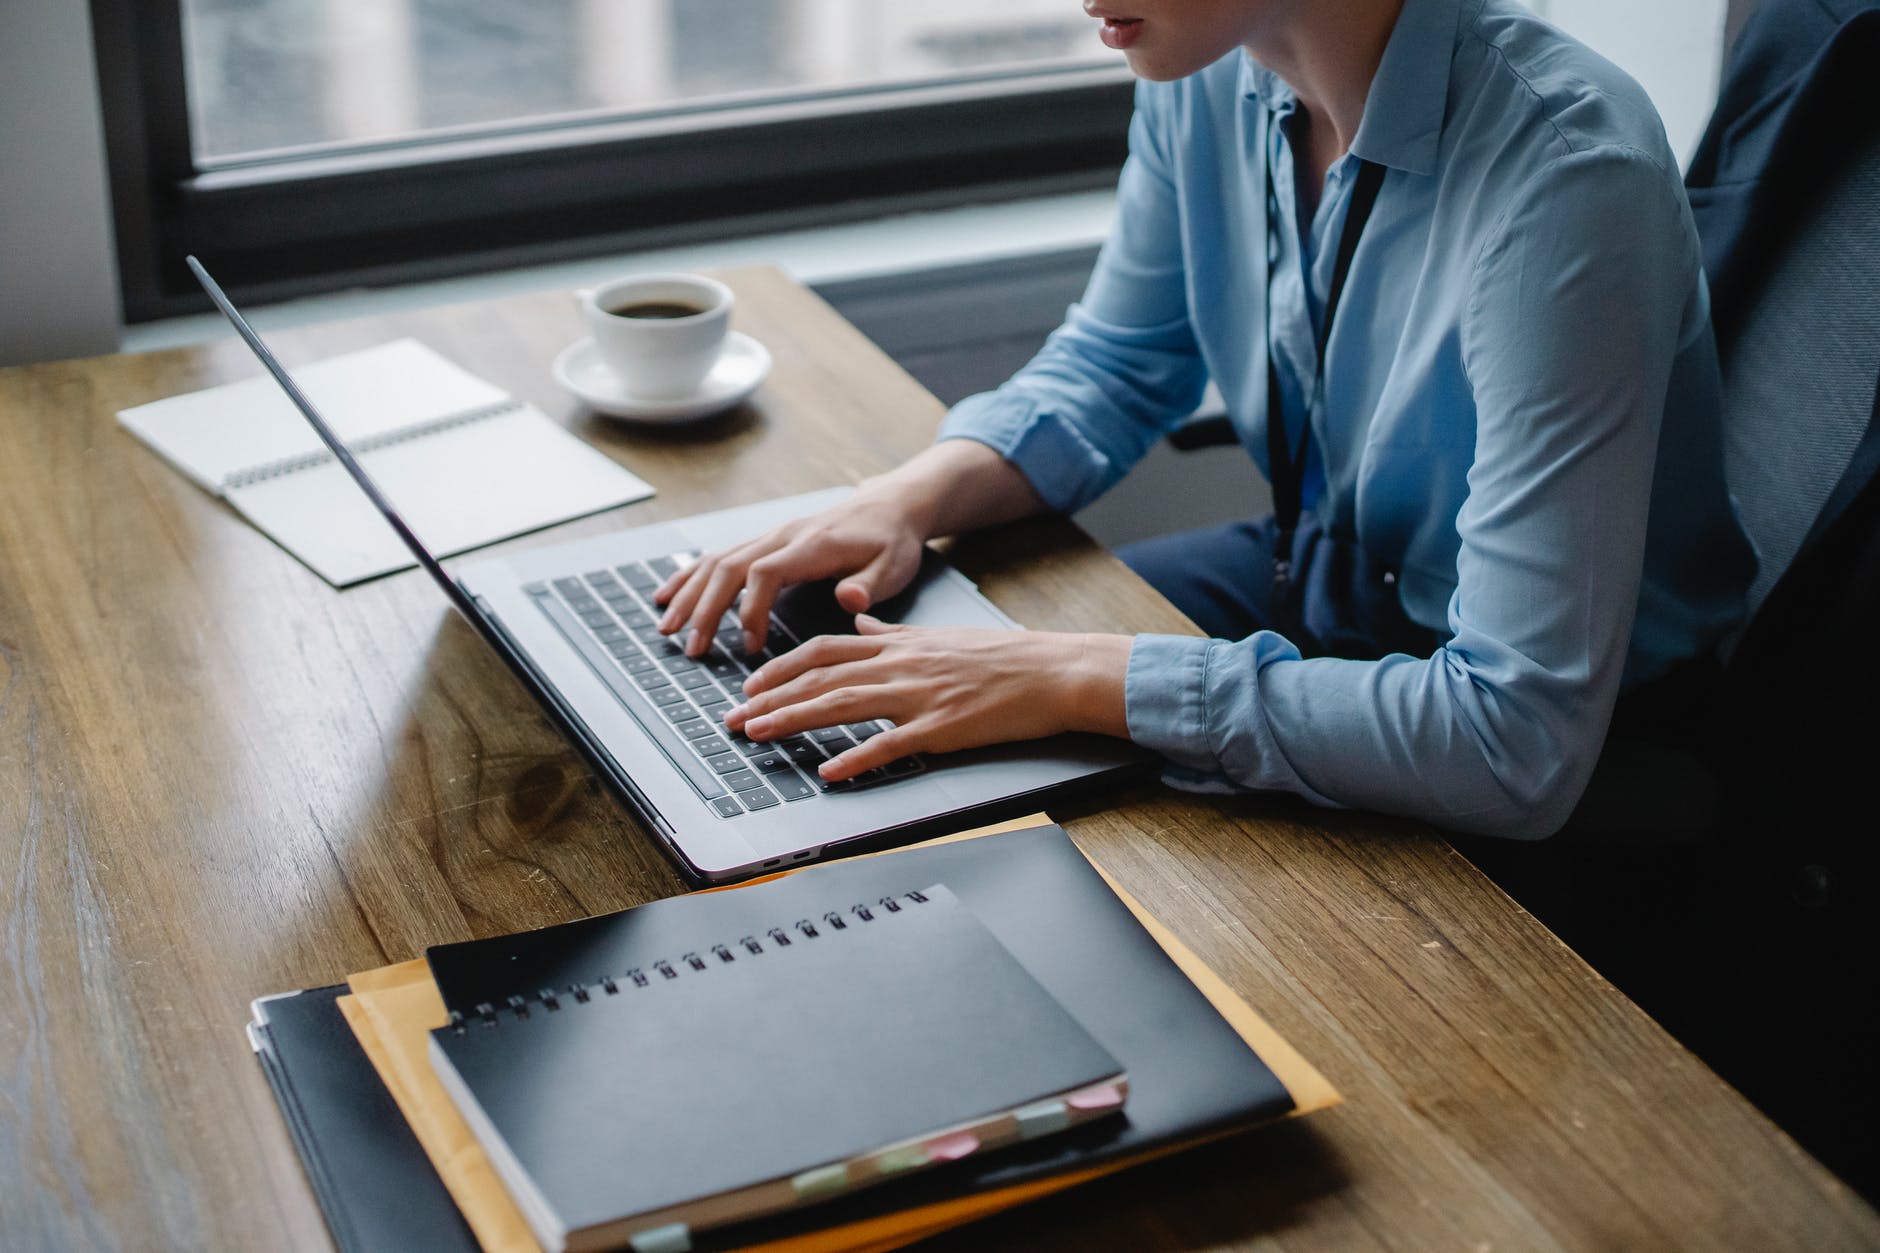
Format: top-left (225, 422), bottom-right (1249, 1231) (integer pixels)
top-left (1265, 151), bottom-right (1386, 589)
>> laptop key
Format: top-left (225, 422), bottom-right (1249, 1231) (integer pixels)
top-left (594, 624), bottom-right (628, 644)
top-left (675, 670), bottom-right (714, 691)
top-left (709, 796), bottom-right (744, 819)
top-left (705, 654), bottom-right (743, 680)
top-left (846, 721), bottom-right (884, 742)
top-left (650, 686), bottom-right (689, 707)
top-left (531, 592), bottom-right (726, 802)
top-left (578, 609), bottom-right (612, 629)
top-left (618, 563), bottom-right (658, 589)
top-left (635, 672), bottom-right (671, 692)
top-left (552, 578), bottom-right (586, 599)
top-left (723, 769), bottom-right (761, 792)
top-left (780, 737), bottom-right (824, 768)
top-left (621, 653), bottom-right (657, 674)
top-left (605, 640), bottom-right (639, 660)
top-left (696, 701), bottom-right (732, 724)
top-left (882, 757), bottom-right (923, 778)
top-left (704, 753), bottom-right (743, 775)
top-left (693, 736), bottom-right (731, 757)
top-left (736, 786), bottom-right (781, 812)
top-left (617, 609), bottom-right (652, 629)
top-left (771, 773), bottom-right (815, 802)
top-left (675, 719), bottom-right (712, 740)
top-left (751, 751), bottom-right (793, 775)
top-left (733, 736), bottom-right (771, 757)
top-left (808, 726), bottom-right (852, 745)
top-left (660, 701), bottom-right (698, 723)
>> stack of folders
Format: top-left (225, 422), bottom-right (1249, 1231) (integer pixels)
top-left (250, 819), bottom-right (1339, 1253)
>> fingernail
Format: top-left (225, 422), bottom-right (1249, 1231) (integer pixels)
top-left (726, 703), bottom-right (747, 721)
top-left (746, 716), bottom-right (771, 737)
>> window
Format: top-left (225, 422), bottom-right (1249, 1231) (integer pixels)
top-left (95, 0), bottom-right (1134, 321)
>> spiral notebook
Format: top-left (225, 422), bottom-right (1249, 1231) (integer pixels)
top-left (430, 881), bottom-right (1125, 1253)
top-left (117, 339), bottom-right (653, 586)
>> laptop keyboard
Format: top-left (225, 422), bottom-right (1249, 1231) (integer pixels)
top-left (525, 554), bottom-right (924, 818)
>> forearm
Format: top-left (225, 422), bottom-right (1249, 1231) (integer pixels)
top-left (857, 439), bottom-right (1048, 541)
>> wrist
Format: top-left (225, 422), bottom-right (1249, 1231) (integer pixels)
top-left (1065, 633), bottom-right (1133, 738)
top-left (856, 457), bottom-right (950, 540)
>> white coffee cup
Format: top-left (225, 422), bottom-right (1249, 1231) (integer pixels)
top-left (578, 273), bottom-right (734, 400)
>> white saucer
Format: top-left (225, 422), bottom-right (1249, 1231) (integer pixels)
top-left (552, 331), bottom-right (771, 423)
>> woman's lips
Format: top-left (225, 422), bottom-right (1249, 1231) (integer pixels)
top-left (1097, 16), bottom-right (1143, 50)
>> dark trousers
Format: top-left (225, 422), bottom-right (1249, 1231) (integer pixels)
top-left (1115, 514), bottom-right (1441, 659)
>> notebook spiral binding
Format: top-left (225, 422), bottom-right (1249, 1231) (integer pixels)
top-left (447, 890), bottom-right (934, 1034)
top-left (222, 398), bottom-right (525, 491)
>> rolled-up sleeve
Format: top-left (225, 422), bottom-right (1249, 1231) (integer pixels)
top-left (1126, 148), bottom-right (1697, 839)
top-left (938, 86), bottom-right (1210, 514)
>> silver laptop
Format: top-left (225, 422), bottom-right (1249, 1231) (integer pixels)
top-left (190, 258), bottom-right (1147, 882)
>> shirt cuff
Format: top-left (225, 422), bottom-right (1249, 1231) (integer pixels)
top-left (936, 392), bottom-right (1115, 514)
top-left (1124, 633), bottom-right (1220, 774)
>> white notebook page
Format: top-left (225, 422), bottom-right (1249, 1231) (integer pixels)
top-left (118, 339), bottom-right (654, 586)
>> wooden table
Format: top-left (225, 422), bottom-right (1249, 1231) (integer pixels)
top-left (2, 267), bottom-right (1874, 1252)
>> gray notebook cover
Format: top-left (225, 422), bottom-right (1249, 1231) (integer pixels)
top-left (430, 883), bottom-right (1122, 1247)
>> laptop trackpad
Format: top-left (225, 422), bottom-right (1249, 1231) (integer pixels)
top-left (770, 549), bottom-right (1000, 641)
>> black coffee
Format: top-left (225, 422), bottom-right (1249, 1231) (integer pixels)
top-left (607, 300), bottom-right (706, 320)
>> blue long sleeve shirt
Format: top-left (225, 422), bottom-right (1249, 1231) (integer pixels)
top-left (937, 0), bottom-right (1752, 838)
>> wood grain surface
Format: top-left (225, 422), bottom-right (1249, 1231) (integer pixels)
top-left (1, 266), bottom-right (1874, 1251)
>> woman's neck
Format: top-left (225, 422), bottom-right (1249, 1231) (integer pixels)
top-left (1245, 0), bottom-right (1406, 159)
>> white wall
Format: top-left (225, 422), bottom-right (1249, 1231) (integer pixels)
top-left (0, 5), bottom-right (120, 366)
top-left (1532, 0), bottom-right (1728, 164)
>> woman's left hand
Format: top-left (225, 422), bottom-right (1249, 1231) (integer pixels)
top-left (725, 615), bottom-right (1133, 783)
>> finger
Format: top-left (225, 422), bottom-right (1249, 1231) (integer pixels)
top-left (659, 533), bottom-right (784, 631)
top-left (853, 612), bottom-right (907, 636)
top-left (652, 554), bottom-right (705, 611)
top-left (739, 685), bottom-right (893, 742)
top-left (737, 549), bottom-right (801, 655)
top-left (651, 549), bottom-right (705, 607)
top-left (656, 551), bottom-right (725, 631)
top-left (737, 656), bottom-right (888, 728)
top-left (819, 724), bottom-right (920, 782)
top-left (834, 543), bottom-right (922, 614)
top-left (681, 557), bottom-right (754, 656)
top-left (742, 633), bottom-right (885, 697)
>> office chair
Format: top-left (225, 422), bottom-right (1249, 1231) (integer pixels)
top-left (1496, 0), bottom-right (1880, 1202)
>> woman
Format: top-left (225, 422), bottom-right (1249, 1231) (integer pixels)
top-left (655, 0), bottom-right (1751, 839)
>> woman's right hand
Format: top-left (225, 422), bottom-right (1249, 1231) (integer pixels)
top-left (652, 486), bottom-right (930, 657)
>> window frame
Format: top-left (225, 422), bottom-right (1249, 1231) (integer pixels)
top-left (91, 0), bottom-right (1135, 324)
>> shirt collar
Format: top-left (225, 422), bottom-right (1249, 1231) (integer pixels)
top-left (1240, 0), bottom-right (1463, 177)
